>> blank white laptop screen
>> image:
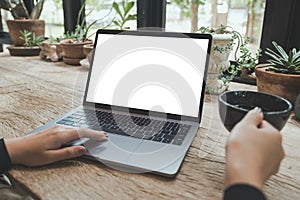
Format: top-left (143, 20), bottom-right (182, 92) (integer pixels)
top-left (86, 33), bottom-right (209, 118)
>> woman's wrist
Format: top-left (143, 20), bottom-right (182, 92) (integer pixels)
top-left (4, 138), bottom-right (21, 165)
top-left (225, 163), bottom-right (264, 190)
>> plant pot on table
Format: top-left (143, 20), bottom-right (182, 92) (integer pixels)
top-left (6, 19), bottom-right (45, 46)
top-left (81, 43), bottom-right (94, 68)
top-left (60, 39), bottom-right (93, 66)
top-left (255, 64), bottom-right (300, 105)
top-left (7, 45), bottom-right (41, 56)
top-left (206, 34), bottom-right (233, 94)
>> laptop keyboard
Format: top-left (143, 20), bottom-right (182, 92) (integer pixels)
top-left (56, 109), bottom-right (192, 145)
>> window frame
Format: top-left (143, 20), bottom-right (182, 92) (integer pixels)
top-left (259, 0), bottom-right (300, 62)
top-left (40, 0), bottom-right (300, 57)
top-left (1, 0), bottom-right (299, 57)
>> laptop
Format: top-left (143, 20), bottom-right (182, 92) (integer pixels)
top-left (29, 30), bottom-right (212, 177)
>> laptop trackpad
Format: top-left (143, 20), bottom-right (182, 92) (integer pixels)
top-left (84, 134), bottom-right (142, 162)
top-left (126, 140), bottom-right (185, 172)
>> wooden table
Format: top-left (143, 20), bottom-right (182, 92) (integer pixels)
top-left (0, 53), bottom-right (300, 200)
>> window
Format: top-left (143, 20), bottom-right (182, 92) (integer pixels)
top-left (1, 0), bottom-right (299, 57)
top-left (166, 0), bottom-right (266, 53)
top-left (40, 0), bottom-right (64, 37)
top-left (21, 0), bottom-right (137, 38)
top-left (85, 0), bottom-right (137, 36)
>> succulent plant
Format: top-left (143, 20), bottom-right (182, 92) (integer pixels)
top-left (265, 41), bottom-right (300, 74)
top-left (19, 30), bottom-right (44, 47)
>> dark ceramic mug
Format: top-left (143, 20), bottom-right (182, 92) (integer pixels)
top-left (218, 91), bottom-right (292, 131)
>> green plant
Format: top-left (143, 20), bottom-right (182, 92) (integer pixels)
top-left (19, 30), bottom-right (44, 47)
top-left (112, 0), bottom-right (137, 30)
top-left (47, 36), bottom-right (66, 44)
top-left (233, 37), bottom-right (261, 73)
top-left (200, 24), bottom-right (261, 78)
top-left (199, 24), bottom-right (230, 34)
top-left (0, 0), bottom-right (44, 19)
top-left (198, 24), bottom-right (238, 54)
top-left (220, 66), bottom-right (238, 85)
top-left (265, 41), bottom-right (300, 74)
top-left (220, 39), bottom-right (261, 84)
top-left (65, 0), bottom-right (113, 42)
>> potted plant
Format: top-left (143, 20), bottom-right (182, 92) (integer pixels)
top-left (59, 2), bottom-right (95, 66)
top-left (232, 37), bottom-right (261, 80)
top-left (72, 0), bottom-right (137, 67)
top-left (255, 41), bottom-right (300, 104)
top-left (198, 24), bottom-right (237, 94)
top-left (7, 29), bottom-right (44, 56)
top-left (221, 37), bottom-right (261, 85)
top-left (60, 35), bottom-right (93, 65)
top-left (0, 0), bottom-right (45, 46)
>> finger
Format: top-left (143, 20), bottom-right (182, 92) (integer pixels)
top-left (260, 120), bottom-right (279, 132)
top-left (56, 128), bottom-right (108, 145)
top-left (77, 128), bottom-right (108, 141)
top-left (46, 146), bottom-right (87, 163)
top-left (240, 107), bottom-right (263, 127)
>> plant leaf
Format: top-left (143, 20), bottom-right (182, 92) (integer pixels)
top-left (124, 1), bottom-right (134, 17)
top-left (30, 0), bottom-right (44, 19)
top-left (0, 0), bottom-right (11, 10)
top-left (265, 48), bottom-right (281, 60)
top-left (265, 50), bottom-right (283, 63)
top-left (113, 20), bottom-right (121, 27)
top-left (121, 0), bottom-right (125, 10)
top-left (113, 2), bottom-right (123, 20)
top-left (272, 41), bottom-right (289, 60)
top-left (11, 2), bottom-right (29, 19)
top-left (126, 14), bottom-right (137, 21)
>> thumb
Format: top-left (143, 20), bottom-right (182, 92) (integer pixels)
top-left (241, 107), bottom-right (263, 127)
top-left (46, 146), bottom-right (87, 163)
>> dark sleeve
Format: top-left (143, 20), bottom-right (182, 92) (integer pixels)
top-left (0, 139), bottom-right (12, 174)
top-left (224, 184), bottom-right (266, 200)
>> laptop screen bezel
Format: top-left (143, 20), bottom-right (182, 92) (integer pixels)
top-left (83, 29), bottom-right (212, 123)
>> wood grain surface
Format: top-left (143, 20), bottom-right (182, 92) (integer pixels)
top-left (0, 53), bottom-right (299, 200)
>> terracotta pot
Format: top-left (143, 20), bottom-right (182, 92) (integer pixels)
top-left (6, 19), bottom-right (45, 46)
top-left (83, 43), bottom-right (94, 56)
top-left (62, 57), bottom-right (83, 66)
top-left (255, 64), bottom-right (300, 105)
top-left (60, 39), bottom-right (93, 65)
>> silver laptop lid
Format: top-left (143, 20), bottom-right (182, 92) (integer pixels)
top-left (84, 30), bottom-right (212, 123)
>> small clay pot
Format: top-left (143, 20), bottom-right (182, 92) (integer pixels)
top-left (6, 19), bottom-right (45, 46)
top-left (63, 57), bottom-right (82, 66)
top-left (61, 39), bottom-right (93, 59)
top-left (83, 43), bottom-right (94, 56)
top-left (60, 39), bottom-right (93, 65)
